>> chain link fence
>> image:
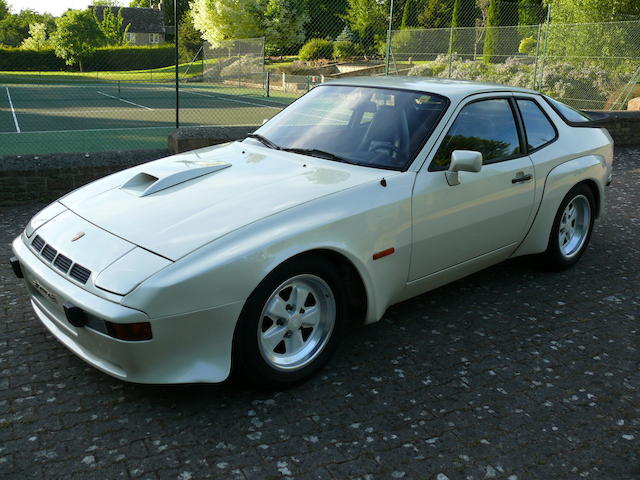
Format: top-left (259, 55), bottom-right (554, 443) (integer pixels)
top-left (390, 20), bottom-right (640, 110)
top-left (0, 1), bottom-right (638, 156)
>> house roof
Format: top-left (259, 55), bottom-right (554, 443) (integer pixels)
top-left (92, 6), bottom-right (165, 34)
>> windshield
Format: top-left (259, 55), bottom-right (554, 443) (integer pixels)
top-left (249, 85), bottom-right (448, 171)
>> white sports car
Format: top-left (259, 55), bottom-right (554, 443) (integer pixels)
top-left (11, 78), bottom-right (613, 387)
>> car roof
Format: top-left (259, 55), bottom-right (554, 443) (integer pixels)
top-left (323, 76), bottom-right (539, 102)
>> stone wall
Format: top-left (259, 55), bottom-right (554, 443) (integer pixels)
top-left (0, 150), bottom-right (168, 206)
top-left (584, 110), bottom-right (640, 147)
top-left (1, 114), bottom-right (638, 206)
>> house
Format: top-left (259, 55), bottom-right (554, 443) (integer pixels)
top-left (92, 6), bottom-right (166, 46)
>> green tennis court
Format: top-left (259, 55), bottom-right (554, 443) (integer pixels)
top-left (0, 82), bottom-right (296, 155)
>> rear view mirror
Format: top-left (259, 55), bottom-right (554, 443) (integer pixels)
top-left (446, 150), bottom-right (483, 186)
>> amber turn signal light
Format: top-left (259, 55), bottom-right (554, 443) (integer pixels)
top-left (106, 321), bottom-right (153, 341)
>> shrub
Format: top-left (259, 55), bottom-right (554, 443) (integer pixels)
top-left (408, 64), bottom-right (435, 77)
top-left (0, 48), bottom-right (65, 71)
top-left (0, 45), bottom-right (175, 71)
top-left (333, 41), bottom-right (360, 60)
top-left (519, 36), bottom-right (537, 55)
top-left (298, 39), bottom-right (334, 61)
top-left (84, 45), bottom-right (174, 71)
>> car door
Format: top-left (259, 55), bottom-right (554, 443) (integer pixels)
top-left (409, 94), bottom-right (536, 281)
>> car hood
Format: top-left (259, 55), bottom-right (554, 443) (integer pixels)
top-left (60, 142), bottom-right (386, 260)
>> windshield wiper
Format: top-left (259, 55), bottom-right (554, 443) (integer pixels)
top-left (282, 147), bottom-right (357, 165)
top-left (246, 133), bottom-right (280, 150)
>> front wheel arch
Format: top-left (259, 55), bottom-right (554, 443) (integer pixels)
top-left (230, 249), bottom-right (368, 386)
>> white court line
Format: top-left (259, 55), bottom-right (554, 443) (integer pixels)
top-left (0, 124), bottom-right (251, 135)
top-left (183, 89), bottom-right (284, 110)
top-left (97, 90), bottom-right (154, 110)
top-left (5, 87), bottom-right (20, 132)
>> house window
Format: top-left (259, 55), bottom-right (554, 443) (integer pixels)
top-left (150, 33), bottom-right (161, 44)
top-left (126, 32), bottom-right (137, 43)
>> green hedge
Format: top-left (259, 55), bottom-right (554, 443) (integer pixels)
top-left (84, 46), bottom-right (175, 71)
top-left (0, 48), bottom-right (65, 71)
top-left (0, 45), bottom-right (175, 72)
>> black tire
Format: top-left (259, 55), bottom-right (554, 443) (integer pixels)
top-left (542, 183), bottom-right (595, 270)
top-left (233, 256), bottom-right (346, 388)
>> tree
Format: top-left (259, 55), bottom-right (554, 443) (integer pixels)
top-left (543, 0), bottom-right (640, 23)
top-left (264, 0), bottom-right (309, 56)
top-left (518, 0), bottom-right (545, 25)
top-left (482, 0), bottom-right (500, 63)
top-left (0, 9), bottom-right (55, 47)
top-left (0, 0), bottom-right (9, 20)
top-left (400, 0), bottom-right (422, 28)
top-left (417, 0), bottom-right (455, 28)
top-left (304, 0), bottom-right (348, 41)
top-left (191, 0), bottom-right (263, 46)
top-left (178, 9), bottom-right (203, 62)
top-left (20, 22), bottom-right (50, 50)
top-left (129, 0), bottom-right (159, 6)
top-left (51, 10), bottom-right (105, 71)
top-left (345, 0), bottom-right (388, 52)
top-left (94, 7), bottom-right (130, 45)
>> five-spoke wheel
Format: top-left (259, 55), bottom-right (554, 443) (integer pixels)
top-left (543, 183), bottom-right (595, 269)
top-left (234, 257), bottom-right (345, 387)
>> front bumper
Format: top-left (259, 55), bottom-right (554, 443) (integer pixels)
top-left (11, 236), bottom-right (243, 384)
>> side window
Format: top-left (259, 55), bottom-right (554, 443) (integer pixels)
top-left (517, 99), bottom-right (557, 150)
top-left (432, 98), bottom-right (521, 169)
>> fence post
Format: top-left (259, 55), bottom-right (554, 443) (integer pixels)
top-left (384, 0), bottom-right (394, 75)
top-left (282, 72), bottom-right (286, 92)
top-left (538, 4), bottom-right (551, 92)
top-left (448, 26), bottom-right (454, 79)
top-left (531, 23), bottom-right (542, 89)
top-left (265, 71), bottom-right (270, 97)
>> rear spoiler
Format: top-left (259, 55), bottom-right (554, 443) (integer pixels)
top-left (580, 110), bottom-right (613, 127)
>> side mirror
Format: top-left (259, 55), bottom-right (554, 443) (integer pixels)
top-left (445, 150), bottom-right (483, 186)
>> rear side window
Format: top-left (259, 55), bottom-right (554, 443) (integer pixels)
top-left (543, 96), bottom-right (591, 123)
top-left (432, 98), bottom-right (521, 169)
top-left (517, 99), bottom-right (557, 151)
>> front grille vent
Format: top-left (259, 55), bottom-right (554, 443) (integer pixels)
top-left (30, 235), bottom-right (93, 285)
top-left (41, 244), bottom-right (57, 262)
top-left (32, 235), bottom-right (45, 252)
top-left (69, 264), bottom-right (91, 284)
top-left (53, 254), bottom-right (72, 273)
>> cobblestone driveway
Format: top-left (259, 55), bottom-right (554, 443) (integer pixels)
top-left (1, 149), bottom-right (639, 480)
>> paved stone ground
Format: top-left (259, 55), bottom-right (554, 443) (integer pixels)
top-left (1, 149), bottom-right (638, 480)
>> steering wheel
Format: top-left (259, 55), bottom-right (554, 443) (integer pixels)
top-left (370, 141), bottom-right (400, 157)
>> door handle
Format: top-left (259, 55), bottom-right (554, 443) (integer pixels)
top-left (512, 173), bottom-right (533, 184)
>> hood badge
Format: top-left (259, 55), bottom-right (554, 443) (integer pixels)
top-left (71, 232), bottom-right (85, 242)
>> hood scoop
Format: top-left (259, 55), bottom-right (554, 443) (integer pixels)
top-left (120, 160), bottom-right (231, 197)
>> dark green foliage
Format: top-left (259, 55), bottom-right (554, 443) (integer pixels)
top-left (345, 0), bottom-right (388, 52)
top-left (178, 11), bottom-right (202, 63)
top-left (333, 40), bottom-right (361, 59)
top-left (84, 45), bottom-right (175, 70)
top-left (336, 25), bottom-right (356, 43)
top-left (0, 9), bottom-right (56, 47)
top-left (0, 0), bottom-right (8, 20)
top-left (518, 0), bottom-right (545, 25)
top-left (400, 0), bottom-right (423, 28)
top-left (305, 0), bottom-right (349, 40)
top-left (483, 0), bottom-right (500, 63)
top-left (418, 0), bottom-right (454, 28)
top-left (0, 45), bottom-right (174, 71)
top-left (298, 38), bottom-right (334, 61)
top-left (0, 47), bottom-right (65, 70)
